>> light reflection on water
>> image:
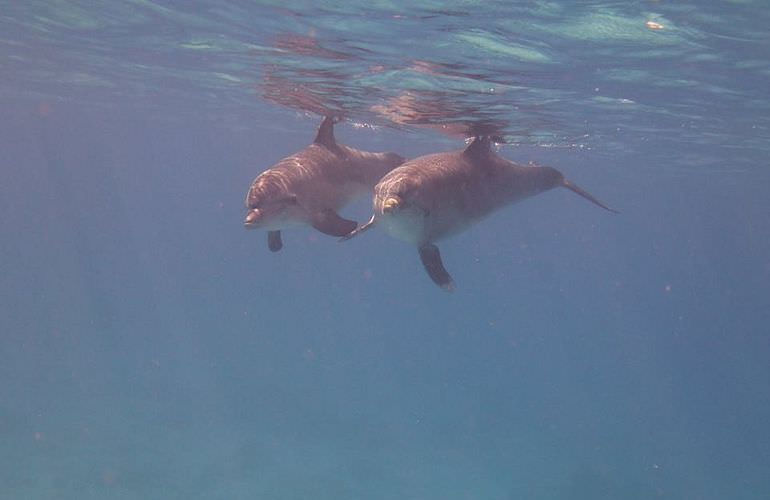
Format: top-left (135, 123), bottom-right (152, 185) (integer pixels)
top-left (2, 1), bottom-right (768, 164)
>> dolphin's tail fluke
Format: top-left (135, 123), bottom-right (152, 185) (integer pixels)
top-left (562, 180), bottom-right (619, 214)
top-left (339, 214), bottom-right (377, 241)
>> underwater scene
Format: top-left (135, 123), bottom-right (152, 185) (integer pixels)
top-left (1, 1), bottom-right (769, 498)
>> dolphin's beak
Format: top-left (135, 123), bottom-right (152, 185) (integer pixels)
top-left (382, 197), bottom-right (401, 214)
top-left (244, 209), bottom-right (260, 228)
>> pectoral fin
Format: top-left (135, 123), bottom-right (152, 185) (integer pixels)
top-left (267, 230), bottom-right (283, 252)
top-left (339, 214), bottom-right (376, 241)
top-left (310, 209), bottom-right (357, 237)
top-left (418, 244), bottom-right (455, 292)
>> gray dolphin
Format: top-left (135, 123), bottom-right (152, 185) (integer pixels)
top-left (244, 116), bottom-right (404, 251)
top-left (342, 136), bottom-right (617, 290)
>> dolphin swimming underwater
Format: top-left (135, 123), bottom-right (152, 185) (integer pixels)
top-left (342, 136), bottom-right (617, 290)
top-left (244, 116), bottom-right (404, 251)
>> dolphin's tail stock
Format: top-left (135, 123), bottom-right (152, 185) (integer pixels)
top-left (561, 180), bottom-right (619, 214)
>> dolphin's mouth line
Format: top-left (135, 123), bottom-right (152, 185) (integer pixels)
top-left (244, 205), bottom-right (288, 228)
top-left (244, 209), bottom-right (261, 228)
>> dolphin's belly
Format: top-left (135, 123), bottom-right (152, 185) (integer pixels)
top-left (381, 206), bottom-right (476, 244)
top-left (423, 206), bottom-right (477, 242)
top-left (261, 217), bottom-right (305, 231)
top-left (380, 210), bottom-right (427, 245)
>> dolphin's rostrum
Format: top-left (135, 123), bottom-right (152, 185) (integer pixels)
top-left (244, 116), bottom-right (404, 251)
top-left (342, 136), bottom-right (617, 290)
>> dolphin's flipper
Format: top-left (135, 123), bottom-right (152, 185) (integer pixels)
top-left (310, 209), bottom-right (358, 237)
top-left (267, 230), bottom-right (283, 252)
top-left (418, 244), bottom-right (455, 292)
top-left (339, 214), bottom-right (376, 241)
top-left (561, 180), bottom-right (619, 214)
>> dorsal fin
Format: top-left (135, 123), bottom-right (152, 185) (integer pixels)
top-left (462, 136), bottom-right (492, 158)
top-left (313, 116), bottom-right (338, 148)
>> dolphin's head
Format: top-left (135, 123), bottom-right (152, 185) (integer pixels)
top-left (371, 175), bottom-right (429, 244)
top-left (373, 171), bottom-right (429, 217)
top-left (381, 195), bottom-right (403, 214)
top-left (243, 173), bottom-right (302, 230)
top-left (375, 179), bottom-right (406, 216)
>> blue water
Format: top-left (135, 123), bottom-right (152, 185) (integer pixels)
top-left (2, 2), bottom-right (769, 499)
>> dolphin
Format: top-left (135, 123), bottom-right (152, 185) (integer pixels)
top-left (244, 116), bottom-right (404, 251)
top-left (342, 136), bottom-right (617, 290)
